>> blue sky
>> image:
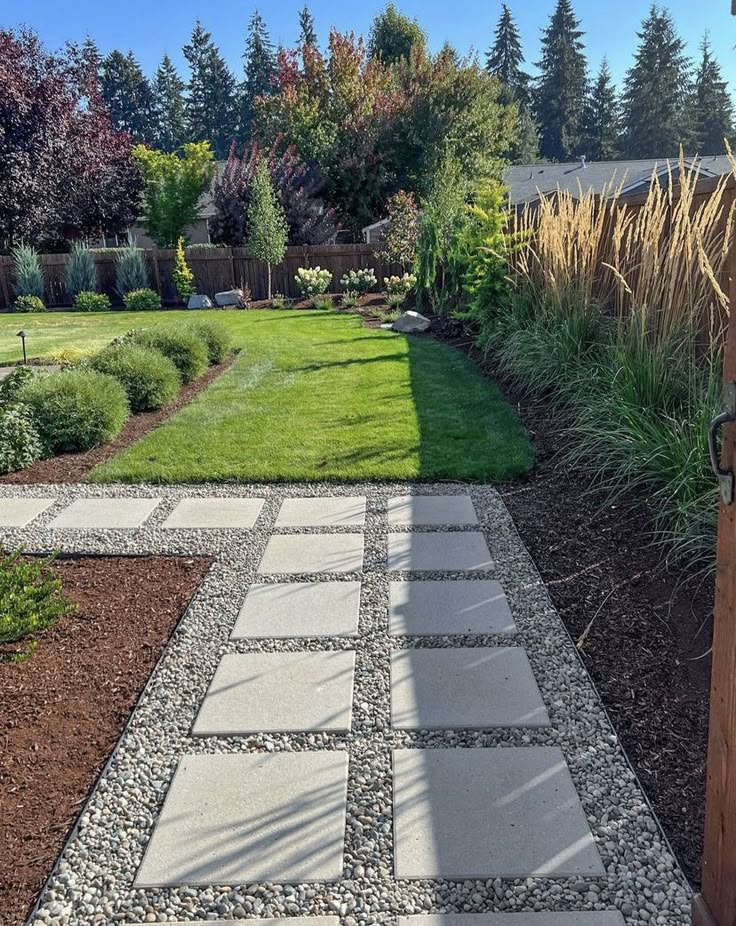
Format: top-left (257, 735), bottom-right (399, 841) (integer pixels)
top-left (3, 0), bottom-right (735, 91)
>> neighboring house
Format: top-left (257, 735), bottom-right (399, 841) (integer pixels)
top-left (361, 155), bottom-right (735, 240)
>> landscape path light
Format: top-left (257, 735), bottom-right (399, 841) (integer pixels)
top-left (16, 329), bottom-right (27, 364)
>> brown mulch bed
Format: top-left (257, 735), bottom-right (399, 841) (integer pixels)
top-left (433, 324), bottom-right (711, 888)
top-left (1, 354), bottom-right (236, 485)
top-left (0, 554), bottom-right (212, 926)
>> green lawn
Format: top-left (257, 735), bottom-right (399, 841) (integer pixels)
top-left (0, 309), bottom-right (533, 482)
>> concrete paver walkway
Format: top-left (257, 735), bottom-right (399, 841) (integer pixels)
top-left (0, 484), bottom-right (691, 926)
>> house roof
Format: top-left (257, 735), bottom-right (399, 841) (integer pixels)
top-left (504, 155), bottom-right (734, 206)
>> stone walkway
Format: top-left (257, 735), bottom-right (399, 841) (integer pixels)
top-left (0, 484), bottom-right (692, 926)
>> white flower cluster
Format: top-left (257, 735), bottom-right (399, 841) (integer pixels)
top-left (384, 272), bottom-right (417, 298)
top-left (339, 267), bottom-right (377, 295)
top-left (294, 266), bottom-right (333, 298)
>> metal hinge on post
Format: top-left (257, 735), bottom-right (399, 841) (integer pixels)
top-left (709, 383), bottom-right (736, 504)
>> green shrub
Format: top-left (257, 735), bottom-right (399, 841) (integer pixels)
top-left (384, 272), bottom-right (417, 299)
top-left (91, 343), bottom-right (181, 412)
top-left (133, 326), bottom-right (208, 383)
top-left (14, 294), bottom-right (45, 313)
top-left (0, 404), bottom-right (44, 474)
top-left (123, 288), bottom-right (161, 311)
top-left (271, 293), bottom-right (288, 308)
top-left (0, 366), bottom-right (35, 402)
top-left (66, 242), bottom-right (97, 298)
top-left (340, 268), bottom-right (377, 294)
top-left (115, 242), bottom-right (149, 296)
top-left (73, 291), bottom-right (112, 312)
top-left (12, 243), bottom-right (45, 299)
top-left (0, 550), bottom-right (76, 660)
top-left (294, 266), bottom-right (332, 299)
top-left (186, 319), bottom-right (232, 365)
top-left (19, 369), bottom-right (130, 453)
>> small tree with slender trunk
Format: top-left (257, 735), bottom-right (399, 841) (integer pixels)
top-left (247, 160), bottom-right (287, 300)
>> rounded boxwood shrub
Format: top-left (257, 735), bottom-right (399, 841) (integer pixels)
top-left (14, 294), bottom-right (46, 313)
top-left (91, 343), bottom-right (181, 413)
top-left (19, 369), bottom-right (130, 453)
top-left (133, 326), bottom-right (208, 384)
top-left (186, 319), bottom-right (232, 365)
top-left (73, 291), bottom-right (112, 312)
top-left (123, 288), bottom-right (161, 311)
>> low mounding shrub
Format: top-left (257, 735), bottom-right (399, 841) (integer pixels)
top-left (12, 243), bottom-right (45, 299)
top-left (0, 404), bottom-right (44, 474)
top-left (340, 268), bottom-right (377, 294)
top-left (66, 242), bottom-right (97, 298)
top-left (91, 343), bottom-right (181, 412)
top-left (19, 369), bottom-right (130, 453)
top-left (14, 294), bottom-right (45, 313)
top-left (0, 550), bottom-right (76, 660)
top-left (115, 242), bottom-right (149, 296)
top-left (186, 319), bottom-right (232, 365)
top-left (73, 291), bottom-right (112, 312)
top-left (294, 266), bottom-right (332, 300)
top-left (133, 326), bottom-right (208, 383)
top-left (123, 288), bottom-right (161, 311)
top-left (43, 347), bottom-right (94, 367)
top-left (384, 272), bottom-right (417, 299)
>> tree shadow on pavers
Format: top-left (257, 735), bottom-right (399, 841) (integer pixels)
top-left (406, 336), bottom-right (534, 481)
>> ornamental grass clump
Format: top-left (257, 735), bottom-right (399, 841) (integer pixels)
top-left (295, 266), bottom-right (332, 304)
top-left (66, 242), bottom-right (97, 299)
top-left (185, 319), bottom-right (232, 365)
top-left (91, 343), bottom-right (181, 412)
top-left (19, 369), bottom-right (130, 453)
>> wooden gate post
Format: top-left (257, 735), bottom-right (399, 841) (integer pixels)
top-left (693, 192), bottom-right (736, 926)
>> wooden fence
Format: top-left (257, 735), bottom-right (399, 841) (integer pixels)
top-left (0, 243), bottom-right (401, 308)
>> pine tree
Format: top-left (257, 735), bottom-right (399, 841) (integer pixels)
top-left (247, 160), bottom-right (287, 299)
top-left (100, 50), bottom-right (155, 143)
top-left (241, 11), bottom-right (276, 139)
top-left (690, 34), bottom-right (734, 153)
top-left (152, 54), bottom-right (187, 152)
top-left (298, 5), bottom-right (317, 48)
top-left (486, 4), bottom-right (529, 103)
top-left (581, 58), bottom-right (620, 160)
top-left (534, 0), bottom-right (588, 162)
top-left (621, 4), bottom-right (692, 158)
top-left (183, 22), bottom-right (239, 158)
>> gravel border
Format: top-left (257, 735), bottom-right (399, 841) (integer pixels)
top-left (0, 482), bottom-right (692, 926)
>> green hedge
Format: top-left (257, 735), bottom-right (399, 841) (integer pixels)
top-left (91, 343), bottom-right (181, 413)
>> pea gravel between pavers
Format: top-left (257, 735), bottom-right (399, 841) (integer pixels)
top-left (0, 482), bottom-right (692, 926)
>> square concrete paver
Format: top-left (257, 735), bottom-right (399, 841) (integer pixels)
top-left (259, 534), bottom-right (364, 574)
top-left (389, 580), bottom-right (515, 636)
top-left (276, 496), bottom-right (366, 527)
top-left (135, 752), bottom-right (349, 886)
top-left (399, 916), bottom-right (625, 926)
top-left (387, 533), bottom-right (493, 572)
top-left (192, 651), bottom-right (356, 735)
top-left (163, 497), bottom-right (265, 529)
top-left (388, 495), bottom-right (478, 526)
top-left (133, 921), bottom-right (340, 926)
top-left (48, 498), bottom-right (161, 529)
top-left (232, 582), bottom-right (361, 639)
top-left (0, 497), bottom-right (55, 528)
top-left (392, 747), bottom-right (604, 879)
top-left (391, 647), bottom-right (550, 730)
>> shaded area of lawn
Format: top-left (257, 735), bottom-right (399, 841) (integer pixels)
top-left (0, 309), bottom-right (532, 482)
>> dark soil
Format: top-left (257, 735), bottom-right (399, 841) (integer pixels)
top-left (436, 326), bottom-right (711, 888)
top-left (0, 554), bottom-right (212, 926)
top-left (1, 354), bottom-right (236, 485)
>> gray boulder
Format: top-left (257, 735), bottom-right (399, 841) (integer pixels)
top-left (392, 310), bottom-right (431, 333)
top-left (188, 294), bottom-right (213, 309)
top-left (215, 289), bottom-right (248, 308)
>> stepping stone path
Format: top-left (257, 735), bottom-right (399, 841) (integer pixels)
top-left (0, 486), bottom-right (691, 925)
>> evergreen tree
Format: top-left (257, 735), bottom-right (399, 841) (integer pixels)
top-left (581, 58), bottom-right (620, 160)
top-left (690, 34), bottom-right (734, 153)
top-left (508, 107), bottom-right (540, 163)
top-left (368, 3), bottom-right (426, 64)
top-left (298, 5), bottom-right (317, 48)
top-left (621, 4), bottom-right (692, 158)
top-left (241, 11), bottom-right (276, 139)
top-left (152, 54), bottom-right (187, 152)
top-left (534, 0), bottom-right (588, 162)
top-left (486, 4), bottom-right (529, 103)
top-left (100, 50), bottom-right (155, 143)
top-left (183, 22), bottom-right (239, 158)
